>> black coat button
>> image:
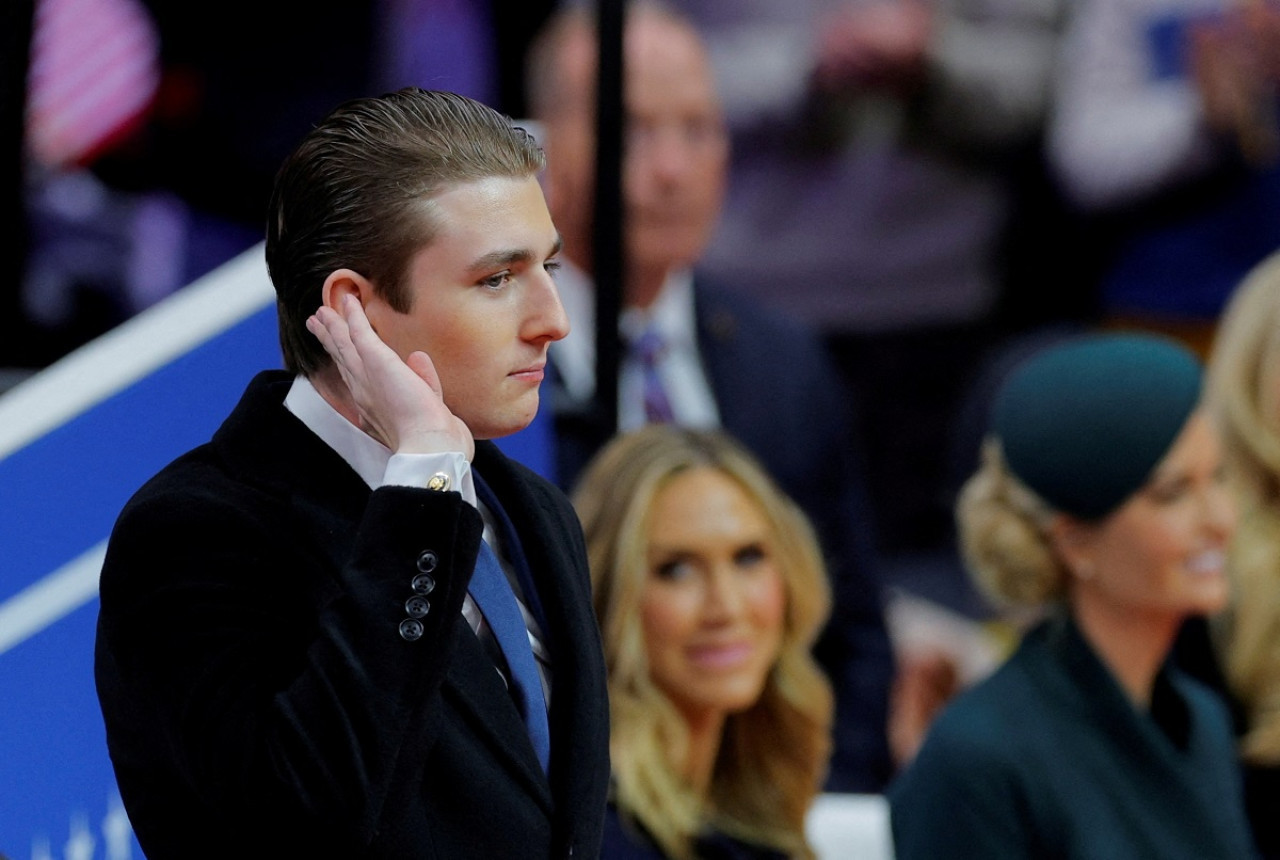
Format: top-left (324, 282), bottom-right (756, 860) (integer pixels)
top-left (416, 550), bottom-right (439, 573)
top-left (411, 573), bottom-right (436, 595)
top-left (399, 618), bottom-right (424, 641)
top-left (405, 596), bottom-right (430, 619)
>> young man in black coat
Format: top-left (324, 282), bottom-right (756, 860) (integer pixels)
top-left (93, 88), bottom-right (610, 858)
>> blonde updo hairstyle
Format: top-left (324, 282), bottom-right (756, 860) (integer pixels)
top-left (957, 438), bottom-right (1068, 610)
top-left (961, 331), bottom-right (1206, 613)
top-left (572, 425), bottom-right (833, 860)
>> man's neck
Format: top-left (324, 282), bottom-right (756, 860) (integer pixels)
top-left (625, 262), bottom-right (669, 311)
top-left (307, 365), bottom-right (361, 427)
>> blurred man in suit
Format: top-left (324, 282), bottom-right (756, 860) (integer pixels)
top-left (528, 2), bottom-right (896, 791)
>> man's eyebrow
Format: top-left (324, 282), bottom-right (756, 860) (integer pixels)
top-left (470, 235), bottom-right (564, 271)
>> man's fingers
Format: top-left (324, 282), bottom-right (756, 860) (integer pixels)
top-left (307, 297), bottom-right (469, 456)
top-left (305, 314), bottom-right (331, 351)
top-left (406, 351), bottom-right (444, 398)
top-left (339, 293), bottom-right (397, 359)
top-left (339, 293), bottom-right (376, 340)
top-left (308, 306), bottom-right (363, 376)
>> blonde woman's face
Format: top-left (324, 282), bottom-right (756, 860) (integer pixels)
top-left (1071, 410), bottom-right (1237, 623)
top-left (639, 467), bottom-right (786, 727)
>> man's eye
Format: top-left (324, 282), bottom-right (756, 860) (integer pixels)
top-left (481, 272), bottom-right (512, 290)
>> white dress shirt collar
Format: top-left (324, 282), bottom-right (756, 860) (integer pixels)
top-left (284, 374), bottom-right (391, 490)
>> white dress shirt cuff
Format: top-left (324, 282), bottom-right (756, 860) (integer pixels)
top-left (383, 452), bottom-right (477, 508)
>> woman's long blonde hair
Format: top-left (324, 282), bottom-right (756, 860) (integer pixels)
top-left (1205, 249), bottom-right (1280, 763)
top-left (572, 425), bottom-right (833, 860)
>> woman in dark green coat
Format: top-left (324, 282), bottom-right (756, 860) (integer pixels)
top-left (889, 332), bottom-right (1258, 859)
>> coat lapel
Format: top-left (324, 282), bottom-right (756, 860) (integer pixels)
top-left (471, 442), bottom-right (610, 837)
top-left (212, 376), bottom-right (561, 809)
top-left (442, 624), bottom-right (554, 808)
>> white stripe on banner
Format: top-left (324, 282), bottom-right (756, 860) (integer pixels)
top-left (0, 541), bottom-right (106, 657)
top-left (0, 242), bottom-right (273, 658)
top-left (0, 243), bottom-right (273, 461)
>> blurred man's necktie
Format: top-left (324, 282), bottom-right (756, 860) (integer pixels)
top-left (630, 326), bottom-right (676, 424)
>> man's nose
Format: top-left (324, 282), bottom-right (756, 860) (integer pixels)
top-left (525, 270), bottom-right (570, 343)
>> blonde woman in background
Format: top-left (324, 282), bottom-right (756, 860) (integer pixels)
top-left (1205, 248), bottom-right (1280, 858)
top-left (889, 332), bottom-right (1256, 859)
top-left (572, 425), bottom-right (833, 860)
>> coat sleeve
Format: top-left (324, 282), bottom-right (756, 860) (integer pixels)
top-left (95, 469), bottom-right (483, 845)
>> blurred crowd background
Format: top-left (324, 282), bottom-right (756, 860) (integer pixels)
top-left (4, 0), bottom-right (1280, 852)
top-left (6, 0), bottom-right (1277, 573)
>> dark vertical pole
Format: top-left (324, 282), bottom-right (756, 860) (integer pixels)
top-left (592, 0), bottom-right (625, 438)
top-left (2, 0), bottom-right (35, 369)
top-left (492, 0), bottom-right (557, 118)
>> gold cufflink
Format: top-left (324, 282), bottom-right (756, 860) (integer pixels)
top-left (425, 472), bottom-right (451, 492)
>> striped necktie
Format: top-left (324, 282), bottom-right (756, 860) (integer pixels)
top-left (469, 476), bottom-right (552, 774)
top-left (630, 326), bottom-right (676, 423)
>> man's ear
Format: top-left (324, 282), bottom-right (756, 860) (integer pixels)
top-left (321, 268), bottom-right (376, 311)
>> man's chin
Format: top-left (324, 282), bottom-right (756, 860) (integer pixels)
top-left (470, 402), bottom-right (539, 442)
top-left (630, 235), bottom-right (699, 271)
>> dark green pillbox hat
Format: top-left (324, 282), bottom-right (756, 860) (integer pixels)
top-left (992, 332), bottom-right (1203, 520)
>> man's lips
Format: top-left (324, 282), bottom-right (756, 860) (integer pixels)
top-left (510, 363), bottom-right (546, 382)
